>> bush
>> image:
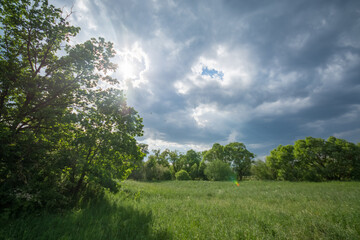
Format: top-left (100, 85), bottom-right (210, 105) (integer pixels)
top-left (198, 160), bottom-right (207, 180)
top-left (128, 166), bottom-right (146, 181)
top-left (251, 160), bottom-right (274, 180)
top-left (128, 162), bottom-right (172, 181)
top-left (189, 163), bottom-right (199, 179)
top-left (204, 159), bottom-right (234, 181)
top-left (175, 170), bottom-right (191, 180)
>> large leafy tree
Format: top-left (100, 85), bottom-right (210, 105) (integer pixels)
top-left (182, 149), bottom-right (201, 172)
top-left (224, 142), bottom-right (254, 180)
top-left (0, 0), bottom-right (144, 210)
top-left (203, 143), bottom-right (225, 162)
top-left (203, 142), bottom-right (254, 180)
top-left (294, 137), bottom-right (328, 181)
top-left (263, 136), bottom-right (360, 181)
top-left (325, 136), bottom-right (360, 180)
top-left (266, 145), bottom-right (300, 181)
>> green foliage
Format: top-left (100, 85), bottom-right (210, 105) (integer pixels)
top-left (0, 0), bottom-right (144, 212)
top-left (175, 170), bottom-right (191, 181)
top-left (132, 144), bottom-right (254, 182)
top-left (150, 149), bottom-right (170, 167)
top-left (203, 143), bottom-right (225, 162)
top-left (182, 149), bottom-right (201, 172)
top-left (224, 142), bottom-right (254, 180)
top-left (204, 159), bottom-right (234, 181)
top-left (251, 160), bottom-right (274, 180)
top-left (129, 158), bottom-right (172, 181)
top-left (189, 163), bottom-right (199, 180)
top-left (167, 150), bottom-right (183, 173)
top-left (144, 161), bottom-right (172, 181)
top-left (203, 142), bottom-right (254, 180)
top-left (266, 145), bottom-right (300, 181)
top-left (264, 136), bottom-right (360, 181)
top-left (138, 149), bottom-right (203, 181)
top-left (198, 159), bottom-right (207, 180)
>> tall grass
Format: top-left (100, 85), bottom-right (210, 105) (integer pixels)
top-left (1, 181), bottom-right (360, 239)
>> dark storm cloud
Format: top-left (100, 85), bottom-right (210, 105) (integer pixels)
top-left (54, 0), bottom-right (360, 155)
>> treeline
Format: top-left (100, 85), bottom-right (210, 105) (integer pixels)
top-left (252, 137), bottom-right (360, 181)
top-left (131, 137), bottom-right (360, 183)
top-left (129, 142), bottom-right (255, 181)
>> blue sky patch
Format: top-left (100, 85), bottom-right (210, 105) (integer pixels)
top-left (201, 66), bottom-right (224, 79)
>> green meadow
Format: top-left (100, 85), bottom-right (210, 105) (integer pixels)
top-left (1, 180), bottom-right (360, 240)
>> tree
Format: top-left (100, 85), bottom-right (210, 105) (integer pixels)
top-left (266, 145), bottom-right (300, 181)
top-left (182, 149), bottom-right (201, 172)
top-left (60, 88), bottom-right (144, 198)
top-left (0, 0), bottom-right (144, 210)
top-left (198, 159), bottom-right (207, 180)
top-left (251, 160), bottom-right (273, 180)
top-left (175, 170), bottom-right (191, 181)
top-left (224, 142), bottom-right (254, 180)
top-left (204, 159), bottom-right (234, 181)
top-left (325, 136), bottom-right (360, 180)
top-left (265, 136), bottom-right (360, 182)
top-left (189, 163), bottom-right (199, 180)
top-left (202, 142), bottom-right (254, 180)
top-left (168, 150), bottom-right (183, 174)
top-left (203, 143), bottom-right (225, 162)
top-left (294, 137), bottom-right (327, 181)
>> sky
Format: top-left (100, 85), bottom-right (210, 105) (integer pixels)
top-left (53, 0), bottom-right (360, 159)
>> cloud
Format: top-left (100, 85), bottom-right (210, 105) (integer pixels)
top-left (253, 97), bottom-right (312, 117)
top-left (174, 44), bottom-right (257, 97)
top-left (114, 42), bottom-right (150, 89)
top-left (334, 128), bottom-right (360, 143)
top-left (51, 0), bottom-right (360, 156)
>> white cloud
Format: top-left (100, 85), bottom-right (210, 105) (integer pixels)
top-left (175, 44), bottom-right (258, 96)
top-left (140, 137), bottom-right (210, 153)
top-left (114, 42), bottom-right (150, 89)
top-left (254, 97), bottom-right (312, 116)
top-left (227, 130), bottom-right (239, 143)
top-left (174, 81), bottom-right (191, 94)
top-left (316, 52), bottom-right (360, 92)
top-left (73, 0), bottom-right (98, 31)
top-left (192, 104), bottom-right (216, 128)
top-left (140, 127), bottom-right (211, 152)
top-left (191, 103), bottom-right (233, 129)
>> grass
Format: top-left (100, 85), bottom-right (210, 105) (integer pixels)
top-left (1, 181), bottom-right (360, 239)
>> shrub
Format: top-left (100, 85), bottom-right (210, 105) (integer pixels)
top-left (251, 160), bottom-right (274, 180)
top-left (175, 170), bottom-right (191, 180)
top-left (198, 160), bottom-right (207, 180)
top-left (204, 159), bottom-right (234, 181)
top-left (189, 163), bottom-right (199, 179)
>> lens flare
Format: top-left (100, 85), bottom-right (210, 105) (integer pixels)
top-left (230, 177), bottom-right (240, 186)
top-left (233, 180), bottom-right (240, 186)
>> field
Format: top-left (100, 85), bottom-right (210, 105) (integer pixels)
top-left (1, 181), bottom-right (360, 240)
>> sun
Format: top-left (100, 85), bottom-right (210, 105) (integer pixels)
top-left (114, 43), bottom-right (150, 87)
top-left (119, 60), bottom-right (136, 80)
